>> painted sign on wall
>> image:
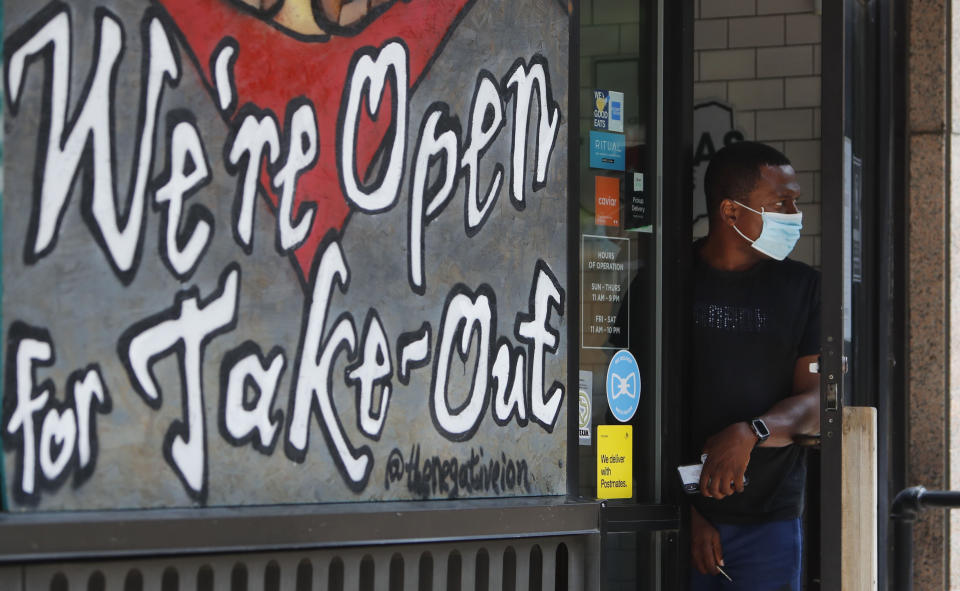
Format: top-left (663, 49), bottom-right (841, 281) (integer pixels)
top-left (1, 0), bottom-right (570, 510)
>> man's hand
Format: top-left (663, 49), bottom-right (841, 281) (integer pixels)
top-left (690, 505), bottom-right (724, 575)
top-left (700, 421), bottom-right (756, 499)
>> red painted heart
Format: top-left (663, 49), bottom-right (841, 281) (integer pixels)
top-left (158, 0), bottom-right (472, 284)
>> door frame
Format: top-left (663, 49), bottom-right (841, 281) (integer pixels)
top-left (820, 1), bottom-right (908, 589)
top-left (819, 1), bottom-right (846, 587)
top-left (568, 0), bottom-right (692, 587)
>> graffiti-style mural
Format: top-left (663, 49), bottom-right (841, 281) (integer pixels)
top-left (1, 0), bottom-right (569, 509)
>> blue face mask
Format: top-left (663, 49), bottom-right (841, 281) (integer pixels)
top-left (732, 201), bottom-right (803, 261)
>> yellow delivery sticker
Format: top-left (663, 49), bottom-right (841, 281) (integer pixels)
top-left (597, 424), bottom-right (632, 499)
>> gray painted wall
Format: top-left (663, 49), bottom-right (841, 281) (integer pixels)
top-left (1, 0), bottom-right (570, 510)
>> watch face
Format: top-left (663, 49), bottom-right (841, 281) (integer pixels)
top-left (753, 419), bottom-right (770, 439)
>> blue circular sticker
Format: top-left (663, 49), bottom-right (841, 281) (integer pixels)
top-left (606, 350), bottom-right (641, 422)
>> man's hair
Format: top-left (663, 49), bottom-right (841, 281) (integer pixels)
top-left (704, 141), bottom-right (791, 219)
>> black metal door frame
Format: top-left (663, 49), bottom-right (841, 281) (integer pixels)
top-left (820, 2), bottom-right (848, 587)
top-left (567, 0), bottom-right (691, 586)
top-left (874, 1), bottom-right (908, 588)
top-left (820, 1), bottom-right (908, 589)
top-left (660, 0), bottom-right (694, 583)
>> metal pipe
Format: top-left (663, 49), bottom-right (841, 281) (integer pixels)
top-left (908, 489), bottom-right (960, 510)
top-left (891, 486), bottom-right (924, 591)
top-left (891, 485), bottom-right (926, 521)
top-left (890, 487), bottom-right (960, 591)
top-left (893, 517), bottom-right (914, 591)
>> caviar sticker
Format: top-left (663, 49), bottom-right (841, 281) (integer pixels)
top-left (595, 176), bottom-right (620, 228)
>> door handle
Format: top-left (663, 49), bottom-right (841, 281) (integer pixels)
top-left (825, 381), bottom-right (839, 411)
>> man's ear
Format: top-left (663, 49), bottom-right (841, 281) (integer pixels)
top-left (718, 199), bottom-right (739, 227)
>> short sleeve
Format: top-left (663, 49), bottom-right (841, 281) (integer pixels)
top-left (797, 271), bottom-right (821, 357)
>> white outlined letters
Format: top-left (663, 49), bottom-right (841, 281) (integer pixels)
top-left (408, 104), bottom-right (460, 293)
top-left (6, 7), bottom-right (180, 281)
top-left (220, 342), bottom-right (286, 454)
top-left (515, 261), bottom-right (565, 432)
top-left (347, 312), bottom-right (393, 440)
top-left (2, 324), bottom-right (112, 504)
top-left (491, 339), bottom-right (528, 427)
top-left (119, 265), bottom-right (240, 501)
top-left (4, 330), bottom-right (53, 498)
top-left (153, 113), bottom-right (214, 280)
top-left (339, 40), bottom-right (409, 213)
top-left (461, 73), bottom-right (505, 236)
top-left (225, 106), bottom-right (282, 253)
top-left (272, 99), bottom-right (319, 252)
top-left (430, 285), bottom-right (495, 442)
top-left (286, 238), bottom-right (372, 491)
top-left (503, 56), bottom-right (561, 208)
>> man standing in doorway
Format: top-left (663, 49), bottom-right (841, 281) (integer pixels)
top-left (689, 142), bottom-right (821, 591)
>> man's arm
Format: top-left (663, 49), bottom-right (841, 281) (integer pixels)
top-left (757, 353), bottom-right (820, 447)
top-left (699, 354), bottom-right (820, 499)
top-left (690, 504), bottom-right (724, 575)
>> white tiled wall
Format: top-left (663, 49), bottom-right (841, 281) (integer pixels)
top-left (694, 0), bottom-right (821, 267)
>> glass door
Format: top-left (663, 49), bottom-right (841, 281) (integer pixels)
top-left (573, 0), bottom-right (688, 588)
top-left (575, 0), bottom-right (658, 508)
top-left (820, 0), bottom-right (902, 588)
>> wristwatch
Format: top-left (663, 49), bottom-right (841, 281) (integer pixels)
top-left (749, 417), bottom-right (770, 444)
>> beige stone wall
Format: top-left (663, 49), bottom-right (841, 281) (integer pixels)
top-left (910, 0), bottom-right (952, 589)
top-left (951, 0), bottom-right (960, 587)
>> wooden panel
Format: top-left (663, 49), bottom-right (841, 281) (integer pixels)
top-left (841, 406), bottom-right (878, 591)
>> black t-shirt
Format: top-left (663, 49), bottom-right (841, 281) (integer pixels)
top-left (689, 244), bottom-right (820, 524)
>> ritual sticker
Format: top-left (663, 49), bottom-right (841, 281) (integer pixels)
top-left (578, 371), bottom-right (593, 445)
top-left (595, 176), bottom-right (620, 228)
top-left (589, 131), bottom-right (625, 171)
top-left (606, 350), bottom-right (641, 422)
top-left (597, 424), bottom-right (632, 499)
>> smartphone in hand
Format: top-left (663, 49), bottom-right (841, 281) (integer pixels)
top-left (677, 462), bottom-right (704, 494)
top-left (677, 455), bottom-right (747, 494)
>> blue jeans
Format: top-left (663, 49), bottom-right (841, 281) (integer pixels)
top-left (689, 518), bottom-right (802, 591)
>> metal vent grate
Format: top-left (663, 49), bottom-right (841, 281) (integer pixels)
top-left (8, 536), bottom-right (588, 591)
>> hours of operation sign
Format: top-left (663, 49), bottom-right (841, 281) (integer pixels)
top-left (581, 235), bottom-right (629, 349)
